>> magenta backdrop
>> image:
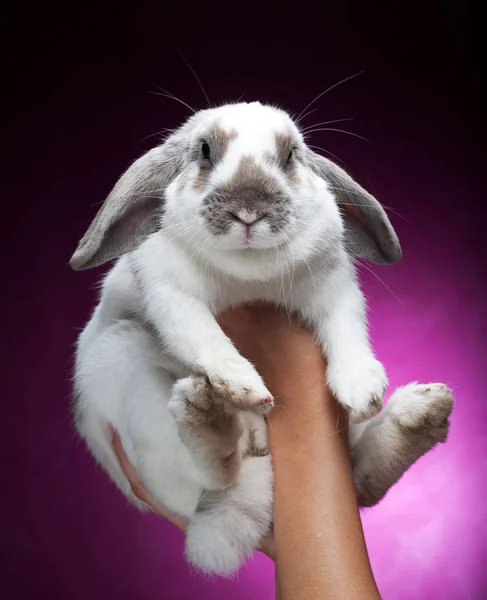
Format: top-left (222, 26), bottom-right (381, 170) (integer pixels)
top-left (2, 3), bottom-right (485, 599)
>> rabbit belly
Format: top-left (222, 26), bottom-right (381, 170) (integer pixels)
top-left (73, 318), bottom-right (205, 518)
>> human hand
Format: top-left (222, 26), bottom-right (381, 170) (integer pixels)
top-left (108, 302), bottom-right (331, 565)
top-left (107, 302), bottom-right (378, 599)
top-left (108, 424), bottom-right (276, 559)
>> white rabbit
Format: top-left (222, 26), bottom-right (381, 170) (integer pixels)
top-left (71, 101), bottom-right (453, 576)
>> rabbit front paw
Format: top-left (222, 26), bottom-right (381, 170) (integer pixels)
top-left (328, 355), bottom-right (388, 423)
top-left (205, 354), bottom-right (274, 415)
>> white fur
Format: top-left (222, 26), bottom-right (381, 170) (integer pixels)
top-left (73, 102), bottom-right (453, 576)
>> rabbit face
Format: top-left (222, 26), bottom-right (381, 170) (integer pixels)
top-left (163, 102), bottom-right (343, 254)
top-left (70, 102), bottom-right (400, 272)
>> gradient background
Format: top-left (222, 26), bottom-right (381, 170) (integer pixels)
top-left (2, 2), bottom-right (485, 599)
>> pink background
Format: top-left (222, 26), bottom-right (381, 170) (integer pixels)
top-left (2, 3), bottom-right (485, 599)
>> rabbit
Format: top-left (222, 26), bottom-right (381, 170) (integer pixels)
top-left (70, 101), bottom-right (453, 576)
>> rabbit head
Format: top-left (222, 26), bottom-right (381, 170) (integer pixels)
top-left (70, 101), bottom-right (401, 271)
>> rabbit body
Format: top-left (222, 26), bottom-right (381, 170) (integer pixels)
top-left (72, 102), bottom-right (453, 575)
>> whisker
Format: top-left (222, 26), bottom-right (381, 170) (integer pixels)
top-left (295, 107), bottom-right (321, 126)
top-left (354, 258), bottom-right (403, 305)
top-left (448, 380), bottom-right (466, 392)
top-left (303, 127), bottom-right (369, 143)
top-left (300, 118), bottom-right (354, 133)
top-left (174, 45), bottom-right (211, 108)
top-left (330, 426), bottom-right (348, 436)
top-left (298, 189), bottom-right (408, 224)
top-left (339, 201), bottom-right (409, 222)
top-left (151, 88), bottom-right (196, 114)
top-left (296, 192), bottom-right (403, 217)
top-left (367, 204), bottom-right (409, 223)
top-left (366, 176), bottom-right (411, 223)
top-left (138, 127), bottom-right (174, 143)
top-left (287, 243), bottom-right (296, 309)
top-left (302, 255), bottom-right (317, 297)
top-left (296, 70), bottom-right (364, 121)
top-left (279, 244), bottom-right (294, 321)
top-left (307, 144), bottom-right (351, 170)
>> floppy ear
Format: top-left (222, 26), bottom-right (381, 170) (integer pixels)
top-left (305, 149), bottom-right (402, 264)
top-left (70, 139), bottom-right (183, 270)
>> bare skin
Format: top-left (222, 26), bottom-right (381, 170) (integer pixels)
top-left (110, 302), bottom-right (381, 599)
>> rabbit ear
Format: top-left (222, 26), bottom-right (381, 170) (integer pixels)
top-left (70, 140), bottom-right (183, 270)
top-left (305, 149), bottom-right (402, 264)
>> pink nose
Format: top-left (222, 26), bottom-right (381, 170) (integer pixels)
top-left (228, 211), bottom-right (266, 226)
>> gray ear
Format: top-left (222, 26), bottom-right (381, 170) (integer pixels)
top-left (306, 149), bottom-right (402, 264)
top-left (70, 140), bottom-right (183, 270)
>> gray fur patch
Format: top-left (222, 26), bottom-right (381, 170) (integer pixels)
top-left (195, 489), bottom-right (225, 514)
top-left (193, 125), bottom-right (238, 190)
top-left (305, 148), bottom-right (402, 264)
top-left (355, 394), bottom-right (452, 507)
top-left (274, 132), bottom-right (300, 183)
top-left (70, 136), bottom-right (185, 270)
top-left (201, 155), bottom-right (291, 235)
top-left (243, 428), bottom-right (270, 458)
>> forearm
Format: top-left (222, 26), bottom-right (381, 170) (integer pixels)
top-left (117, 302), bottom-right (380, 598)
top-left (267, 364), bottom-right (380, 600)
top-left (222, 306), bottom-right (381, 600)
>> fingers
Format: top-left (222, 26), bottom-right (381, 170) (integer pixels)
top-left (108, 424), bottom-right (188, 531)
top-left (258, 531), bottom-right (276, 560)
top-left (109, 425), bottom-right (148, 502)
top-left (107, 423), bottom-right (275, 559)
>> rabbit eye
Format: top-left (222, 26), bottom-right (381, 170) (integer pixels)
top-left (284, 147), bottom-right (297, 167)
top-left (201, 142), bottom-right (211, 160)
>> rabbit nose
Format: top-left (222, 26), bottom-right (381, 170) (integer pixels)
top-left (228, 210), bottom-right (267, 225)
